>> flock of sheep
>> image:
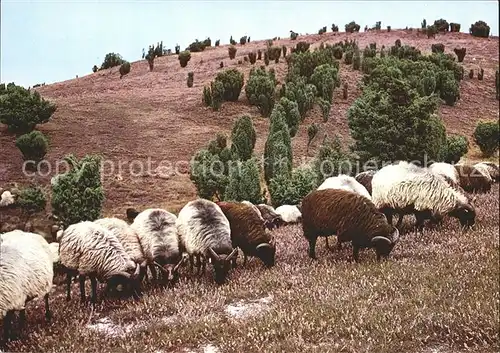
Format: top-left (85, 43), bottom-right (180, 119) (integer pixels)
top-left (0, 159), bottom-right (498, 342)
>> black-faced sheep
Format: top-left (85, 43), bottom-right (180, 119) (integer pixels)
top-left (216, 201), bottom-right (276, 268)
top-left (317, 175), bottom-right (371, 200)
top-left (372, 163), bottom-right (476, 231)
top-left (0, 231), bottom-right (54, 341)
top-left (354, 170), bottom-right (376, 195)
top-left (58, 221), bottom-right (141, 303)
top-left (454, 164), bottom-right (492, 193)
top-left (256, 204), bottom-right (284, 230)
top-left (475, 162), bottom-right (499, 183)
top-left (301, 189), bottom-right (400, 262)
top-left (176, 199), bottom-right (238, 285)
top-left (129, 209), bottom-right (184, 286)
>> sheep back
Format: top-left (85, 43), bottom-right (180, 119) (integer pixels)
top-left (476, 162), bottom-right (499, 182)
top-left (455, 164), bottom-right (492, 193)
top-left (317, 175), bottom-right (371, 199)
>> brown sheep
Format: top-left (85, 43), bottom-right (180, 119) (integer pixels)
top-left (301, 189), bottom-right (399, 262)
top-left (454, 164), bottom-right (492, 193)
top-left (216, 201), bottom-right (276, 267)
top-left (354, 170), bottom-right (376, 195)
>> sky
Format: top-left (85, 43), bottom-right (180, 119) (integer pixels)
top-left (1, 0), bottom-right (498, 88)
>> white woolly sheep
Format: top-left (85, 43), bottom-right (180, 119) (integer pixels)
top-left (372, 163), bottom-right (475, 231)
top-left (129, 209), bottom-right (184, 286)
top-left (275, 205), bottom-right (302, 224)
top-left (177, 199), bottom-right (238, 285)
top-left (58, 221), bottom-right (141, 303)
top-left (454, 163), bottom-right (492, 193)
top-left (0, 231), bottom-right (54, 341)
top-left (317, 175), bottom-right (372, 200)
top-left (0, 191), bottom-right (15, 208)
top-left (474, 162), bottom-right (499, 182)
top-left (428, 162), bottom-right (460, 186)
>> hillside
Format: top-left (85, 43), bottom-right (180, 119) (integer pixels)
top-left (1, 29), bottom-right (499, 217)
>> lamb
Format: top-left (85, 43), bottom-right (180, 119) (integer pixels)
top-left (176, 199), bottom-right (238, 285)
top-left (372, 163), bottom-right (476, 231)
top-left (474, 162), bottom-right (499, 183)
top-left (0, 231), bottom-right (54, 341)
top-left (317, 175), bottom-right (371, 200)
top-left (216, 201), bottom-right (276, 268)
top-left (301, 189), bottom-right (400, 262)
top-left (256, 204), bottom-right (284, 230)
top-left (129, 209), bottom-right (184, 286)
top-left (94, 217), bottom-right (148, 283)
top-left (454, 164), bottom-right (492, 193)
top-left (354, 170), bottom-right (376, 195)
top-left (58, 221), bottom-right (141, 303)
top-left (275, 204), bottom-right (302, 224)
top-left (0, 190), bottom-right (15, 208)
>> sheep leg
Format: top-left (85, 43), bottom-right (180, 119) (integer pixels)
top-left (201, 255), bottom-right (207, 274)
top-left (3, 310), bottom-right (14, 341)
top-left (90, 275), bottom-right (98, 304)
top-left (149, 264), bottom-right (158, 284)
top-left (79, 275), bottom-right (86, 303)
top-left (395, 213), bottom-right (404, 228)
top-left (352, 245), bottom-right (360, 263)
top-left (414, 212), bottom-right (426, 232)
top-left (189, 255), bottom-right (194, 273)
top-left (65, 273), bottom-right (73, 301)
top-left (196, 254), bottom-right (202, 275)
top-left (44, 294), bottom-right (52, 321)
top-left (308, 236), bottom-right (318, 259)
top-left (19, 309), bottom-right (26, 331)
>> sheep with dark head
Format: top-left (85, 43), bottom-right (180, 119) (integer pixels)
top-left (372, 163), bottom-right (476, 231)
top-left (130, 209), bottom-right (184, 287)
top-left (454, 164), bottom-right (492, 193)
top-left (216, 201), bottom-right (276, 268)
top-left (354, 170), bottom-right (376, 195)
top-left (256, 204), bottom-right (284, 230)
top-left (177, 199), bottom-right (238, 285)
top-left (301, 189), bottom-right (399, 262)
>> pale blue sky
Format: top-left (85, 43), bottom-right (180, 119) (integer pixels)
top-left (1, 0), bottom-right (498, 87)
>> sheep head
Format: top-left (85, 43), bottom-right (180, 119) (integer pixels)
top-left (208, 247), bottom-right (238, 285)
top-left (107, 263), bottom-right (142, 300)
top-left (371, 226), bottom-right (399, 260)
top-left (154, 256), bottom-right (186, 287)
top-left (449, 202), bottom-right (476, 229)
top-left (255, 237), bottom-right (276, 268)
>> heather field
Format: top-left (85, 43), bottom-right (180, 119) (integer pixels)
top-left (1, 185), bottom-right (498, 353)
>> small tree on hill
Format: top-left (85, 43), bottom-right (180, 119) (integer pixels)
top-left (16, 185), bottom-right (47, 219)
top-left (268, 166), bottom-right (317, 207)
top-left (473, 120), bottom-right (499, 157)
top-left (224, 158), bottom-right (263, 204)
top-left (469, 20), bottom-right (490, 38)
top-left (179, 51), bottom-right (192, 67)
top-left (101, 53), bottom-right (125, 70)
top-left (15, 130), bottom-right (49, 165)
top-left (230, 115), bottom-right (256, 161)
top-left (441, 134), bottom-right (469, 163)
top-left (0, 84), bottom-right (57, 134)
top-left (264, 108), bottom-right (293, 183)
top-left (51, 154), bottom-right (105, 227)
top-left (119, 61), bottom-right (131, 78)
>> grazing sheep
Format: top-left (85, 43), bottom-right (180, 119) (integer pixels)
top-left (428, 162), bottom-right (460, 185)
top-left (474, 162), bottom-right (499, 183)
top-left (372, 163), bottom-right (476, 231)
top-left (354, 170), bottom-right (376, 195)
top-left (0, 190), bottom-right (15, 208)
top-left (0, 231), bottom-right (54, 341)
top-left (58, 221), bottom-right (141, 303)
top-left (454, 164), bottom-right (492, 193)
top-left (301, 189), bottom-right (400, 262)
top-left (275, 204), bottom-right (302, 224)
top-left (176, 199), bottom-right (238, 285)
top-left (256, 204), bottom-right (284, 230)
top-left (216, 201), bottom-right (276, 268)
top-left (129, 209), bottom-right (184, 286)
top-left (317, 175), bottom-right (371, 200)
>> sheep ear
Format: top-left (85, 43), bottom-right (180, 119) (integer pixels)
top-left (227, 248), bottom-right (238, 261)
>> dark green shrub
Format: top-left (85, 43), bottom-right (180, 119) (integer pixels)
top-left (15, 130), bottom-right (48, 163)
top-left (229, 36), bottom-right (237, 45)
top-left (345, 21), bottom-right (360, 33)
top-left (187, 72), bottom-right (194, 87)
top-left (312, 135), bottom-right (354, 184)
top-left (267, 46), bottom-right (282, 61)
top-left (0, 84), bottom-right (57, 134)
top-left (332, 46), bottom-right (343, 59)
top-left (473, 120), bottom-right (499, 156)
top-left (244, 56), bottom-right (248, 63)
top-left (478, 68), bottom-right (484, 80)
top-left (426, 25), bottom-right (437, 38)
top-left (450, 23), bottom-right (461, 32)
top-left (210, 81), bottom-right (224, 110)
top-left (380, 46), bottom-right (386, 58)
top-left (207, 133), bottom-right (228, 156)
top-left (434, 19), bottom-right (449, 32)
top-left (215, 68), bottom-right (244, 102)
top-left (344, 49), bottom-right (354, 64)
top-left (248, 52), bottom-right (257, 64)
top-left (175, 44), bottom-right (180, 54)
top-left (258, 50), bottom-right (262, 60)
top-left (268, 166), bottom-right (317, 207)
top-left (228, 46), bottom-right (237, 59)
top-left (363, 46), bottom-right (376, 58)
top-left (295, 41), bottom-right (310, 53)
top-left (178, 51), bottom-right (191, 67)
top-left (290, 31), bottom-right (298, 40)
top-left (92, 65), bottom-right (98, 73)
top-left (387, 26), bottom-right (391, 32)
top-left (282, 45), bottom-right (287, 57)
top-left (280, 78), bottom-right (317, 120)
top-left (469, 69), bottom-right (474, 79)
top-left (190, 149), bottom-right (228, 200)
top-left (230, 115), bottom-right (256, 160)
top-left (264, 51), bottom-right (270, 66)
top-left (240, 36), bottom-right (247, 45)
top-left (310, 64), bottom-right (339, 104)
top-left (419, 71), bottom-right (437, 96)
top-left (186, 39), bottom-right (211, 52)
top-left (469, 21), bottom-right (490, 38)
top-left (264, 108), bottom-right (293, 183)
top-left (215, 39), bottom-right (220, 46)
top-left (51, 154), bottom-right (105, 227)
top-left (100, 53), bottom-right (125, 69)
top-left (343, 82), bottom-right (348, 99)
top-left (276, 97), bottom-right (301, 137)
top-left (203, 86), bottom-right (212, 106)
top-left (245, 67), bottom-right (275, 117)
top-left (318, 26), bottom-right (327, 35)
top-left (453, 47), bottom-right (466, 62)
top-left (331, 23), bottom-right (339, 32)
top-left (496, 70), bottom-right (499, 100)
top-left (317, 98), bottom-right (331, 122)
top-left (431, 43), bottom-right (445, 54)
top-left (361, 56), bottom-right (377, 75)
top-left (119, 61), bottom-right (131, 78)
top-left (224, 158), bottom-right (263, 204)
top-left (441, 134), bottom-right (469, 163)
top-left (307, 123), bottom-right (319, 152)
top-left (353, 49), bottom-right (361, 70)
top-left (16, 185), bottom-right (46, 215)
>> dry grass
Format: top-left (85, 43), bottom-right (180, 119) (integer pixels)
top-left (2, 186), bottom-right (498, 353)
